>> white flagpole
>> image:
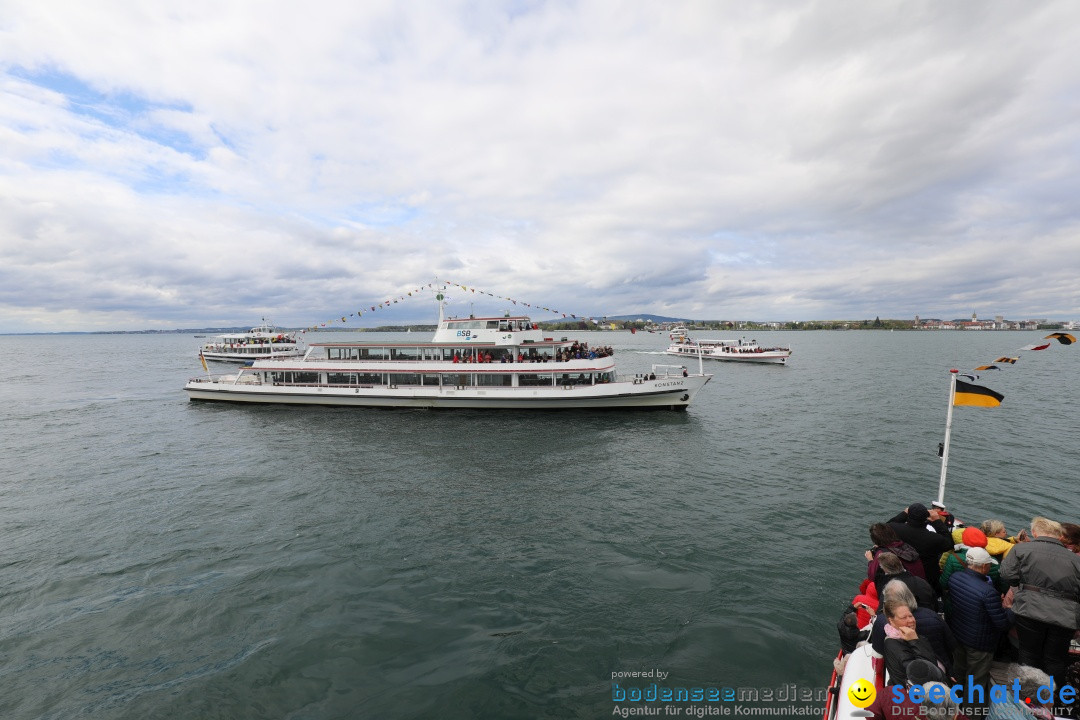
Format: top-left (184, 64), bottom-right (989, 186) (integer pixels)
top-left (935, 370), bottom-right (958, 505)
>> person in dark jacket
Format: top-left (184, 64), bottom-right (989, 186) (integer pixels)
top-left (866, 522), bottom-right (927, 580)
top-left (999, 516), bottom-right (1080, 691)
top-left (871, 580), bottom-right (956, 679)
top-left (945, 547), bottom-right (1014, 701)
top-left (875, 552), bottom-right (936, 610)
top-left (888, 503), bottom-right (954, 595)
top-left (882, 595), bottom-right (947, 686)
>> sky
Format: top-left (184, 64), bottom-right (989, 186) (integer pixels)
top-left (2, 0), bottom-right (1079, 332)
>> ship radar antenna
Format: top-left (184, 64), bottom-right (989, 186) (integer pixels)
top-left (433, 281), bottom-right (448, 324)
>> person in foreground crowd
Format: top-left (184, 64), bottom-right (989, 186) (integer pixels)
top-left (986, 665), bottom-right (1056, 720)
top-left (867, 659), bottom-right (948, 720)
top-left (867, 522), bottom-right (927, 580)
top-left (871, 580), bottom-right (956, 679)
top-left (875, 552), bottom-right (936, 610)
top-left (978, 519), bottom-right (1022, 560)
top-left (945, 546), bottom-right (1014, 702)
top-left (940, 527), bottom-right (1006, 599)
top-left (999, 516), bottom-right (1080, 690)
top-left (882, 594), bottom-right (947, 687)
top-left (919, 681), bottom-right (968, 720)
top-left (888, 503), bottom-right (953, 595)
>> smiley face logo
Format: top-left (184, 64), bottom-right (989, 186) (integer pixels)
top-left (847, 678), bottom-right (876, 709)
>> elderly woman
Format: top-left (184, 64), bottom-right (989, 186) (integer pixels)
top-left (882, 595), bottom-right (947, 686)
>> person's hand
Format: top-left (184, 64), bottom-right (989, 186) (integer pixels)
top-left (897, 626), bottom-right (918, 641)
top-left (865, 550), bottom-right (873, 561)
top-left (1002, 587), bottom-right (1015, 609)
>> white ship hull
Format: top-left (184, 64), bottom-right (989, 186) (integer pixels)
top-left (665, 340), bottom-right (791, 365)
top-left (185, 374), bottom-right (708, 410)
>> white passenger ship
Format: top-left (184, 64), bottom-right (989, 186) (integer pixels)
top-left (665, 336), bottom-right (791, 365)
top-left (186, 303), bottom-right (712, 410)
top-left (199, 319), bottom-right (304, 362)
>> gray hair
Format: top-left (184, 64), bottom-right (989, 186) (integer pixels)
top-left (882, 579), bottom-right (917, 609)
top-left (920, 682), bottom-right (960, 719)
top-left (878, 552), bottom-right (905, 574)
top-left (1010, 664), bottom-right (1055, 705)
top-left (981, 519), bottom-right (1006, 537)
top-left (1031, 517), bottom-right (1063, 539)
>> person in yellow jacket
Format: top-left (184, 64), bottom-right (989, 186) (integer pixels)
top-left (946, 519), bottom-right (1021, 568)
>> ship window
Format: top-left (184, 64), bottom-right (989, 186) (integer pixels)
top-left (328, 373), bottom-right (356, 385)
top-left (517, 373), bottom-right (553, 387)
top-left (356, 372), bottom-right (384, 385)
top-left (442, 373), bottom-right (472, 387)
top-left (357, 347), bottom-right (388, 360)
top-left (292, 372), bottom-right (320, 384)
top-left (390, 348), bottom-right (419, 361)
top-left (329, 347), bottom-right (360, 360)
top-left (389, 373), bottom-right (421, 386)
top-left (420, 374), bottom-right (440, 386)
top-left (486, 320), bottom-right (499, 329)
top-left (476, 374), bottom-right (512, 387)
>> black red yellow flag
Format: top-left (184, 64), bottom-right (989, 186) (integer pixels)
top-left (954, 379), bottom-right (1004, 407)
top-left (994, 357), bottom-right (1018, 364)
top-left (1045, 333), bottom-right (1077, 345)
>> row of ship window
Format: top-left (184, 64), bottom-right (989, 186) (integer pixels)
top-left (266, 371), bottom-right (616, 386)
top-left (324, 347), bottom-right (559, 361)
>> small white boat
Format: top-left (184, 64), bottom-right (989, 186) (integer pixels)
top-left (198, 319), bottom-right (304, 362)
top-left (665, 336), bottom-right (791, 365)
top-left (185, 296), bottom-right (712, 410)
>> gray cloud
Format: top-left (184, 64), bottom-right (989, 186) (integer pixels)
top-left (1, 0), bottom-right (1079, 331)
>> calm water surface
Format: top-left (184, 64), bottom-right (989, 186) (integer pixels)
top-left (1, 329), bottom-right (1077, 718)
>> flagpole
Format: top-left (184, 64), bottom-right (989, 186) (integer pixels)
top-left (936, 370), bottom-right (958, 505)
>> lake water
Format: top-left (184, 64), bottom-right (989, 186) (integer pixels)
top-left (1, 329), bottom-right (1077, 719)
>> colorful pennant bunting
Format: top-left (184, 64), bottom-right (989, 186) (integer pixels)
top-left (300, 279), bottom-right (604, 333)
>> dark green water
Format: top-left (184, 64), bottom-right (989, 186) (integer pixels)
top-left (1, 330), bottom-right (1076, 718)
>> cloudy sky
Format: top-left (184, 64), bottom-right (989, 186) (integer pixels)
top-left (2, 0), bottom-right (1079, 332)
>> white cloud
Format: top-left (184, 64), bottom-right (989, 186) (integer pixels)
top-left (1, 0), bottom-right (1079, 331)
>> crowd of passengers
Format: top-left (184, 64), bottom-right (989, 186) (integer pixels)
top-left (835, 502), bottom-right (1080, 719)
top-left (451, 341), bottom-right (613, 363)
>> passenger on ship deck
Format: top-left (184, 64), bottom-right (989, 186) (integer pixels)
top-left (940, 528), bottom-right (1006, 599)
top-left (882, 595), bottom-right (948, 687)
top-left (874, 552), bottom-right (935, 610)
top-left (1059, 523), bottom-right (1080, 554)
top-left (999, 516), bottom-right (1080, 692)
top-left (930, 501), bottom-right (957, 531)
top-left (973, 519), bottom-right (1021, 561)
top-left (871, 581), bottom-right (956, 678)
top-left (866, 663), bottom-right (947, 720)
top-left (985, 665), bottom-right (1055, 720)
top-left (918, 682), bottom-right (968, 719)
top-left (945, 546), bottom-right (1014, 703)
top-left (866, 522), bottom-right (926, 580)
top-left (888, 503), bottom-right (953, 596)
